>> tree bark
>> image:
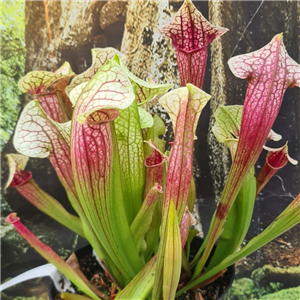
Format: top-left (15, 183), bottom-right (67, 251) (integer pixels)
top-left (207, 1), bottom-right (233, 201)
top-left (121, 1), bottom-right (178, 83)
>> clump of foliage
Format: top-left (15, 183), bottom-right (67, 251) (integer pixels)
top-left (230, 278), bottom-right (283, 300)
top-left (4, 1), bottom-right (300, 300)
top-left (251, 265), bottom-right (300, 289)
top-left (0, 0), bottom-right (25, 149)
top-left (229, 278), bottom-right (259, 300)
top-left (256, 286), bottom-right (300, 300)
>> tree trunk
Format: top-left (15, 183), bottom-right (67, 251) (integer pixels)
top-left (121, 1), bottom-right (178, 83)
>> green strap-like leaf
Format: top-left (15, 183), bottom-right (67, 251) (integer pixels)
top-left (115, 256), bottom-right (157, 300)
top-left (187, 177), bottom-right (196, 212)
top-left (143, 201), bottom-right (163, 262)
top-left (130, 183), bottom-right (163, 255)
top-left (153, 85), bottom-right (210, 300)
top-left (207, 167), bottom-right (256, 269)
top-left (61, 292), bottom-right (94, 300)
top-left (152, 211), bottom-right (167, 300)
top-left (177, 193), bottom-right (300, 297)
top-left (163, 200), bottom-right (182, 300)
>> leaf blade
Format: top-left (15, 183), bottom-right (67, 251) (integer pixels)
top-left (6, 214), bottom-right (101, 300)
top-left (163, 200), bottom-right (182, 300)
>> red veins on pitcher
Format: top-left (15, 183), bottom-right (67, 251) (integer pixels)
top-left (160, 0), bottom-right (228, 88)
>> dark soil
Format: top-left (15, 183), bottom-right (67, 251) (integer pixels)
top-left (50, 223), bottom-right (300, 299)
top-left (52, 240), bottom-right (234, 300)
top-left (176, 238), bottom-right (234, 300)
top-left (51, 245), bottom-right (112, 300)
top-left (235, 225), bottom-right (300, 278)
top-left (176, 267), bottom-right (233, 300)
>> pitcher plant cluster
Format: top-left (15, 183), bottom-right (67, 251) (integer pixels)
top-left (5, 1), bottom-right (300, 299)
